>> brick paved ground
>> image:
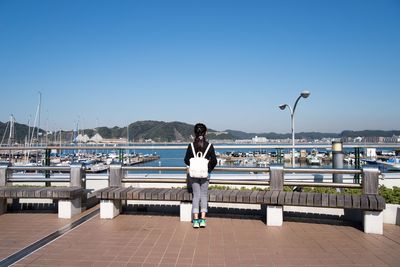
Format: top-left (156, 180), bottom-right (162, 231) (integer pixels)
top-left (3, 210), bottom-right (398, 267)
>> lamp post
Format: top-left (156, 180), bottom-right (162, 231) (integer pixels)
top-left (279, 90), bottom-right (310, 167)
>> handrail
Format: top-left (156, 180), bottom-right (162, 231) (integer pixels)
top-left (1, 164), bottom-right (375, 190)
top-left (283, 168), bottom-right (362, 174)
top-left (1, 143), bottom-right (400, 150)
top-left (9, 166), bottom-right (71, 172)
top-left (8, 178), bottom-right (71, 182)
top-left (123, 166), bottom-right (270, 173)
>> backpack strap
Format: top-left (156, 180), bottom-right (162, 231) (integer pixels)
top-left (191, 143), bottom-right (211, 158)
top-left (190, 143), bottom-right (197, 158)
top-left (203, 143), bottom-right (211, 158)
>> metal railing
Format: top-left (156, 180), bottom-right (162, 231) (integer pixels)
top-left (0, 164), bottom-right (85, 187)
top-left (104, 165), bottom-right (376, 191)
top-left (1, 163), bottom-right (380, 193)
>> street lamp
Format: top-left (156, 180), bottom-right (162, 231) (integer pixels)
top-left (279, 90), bottom-right (310, 167)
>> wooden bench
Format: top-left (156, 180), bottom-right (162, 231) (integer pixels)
top-left (95, 187), bottom-right (385, 211)
top-left (0, 163), bottom-right (86, 218)
top-left (96, 164), bottom-right (385, 234)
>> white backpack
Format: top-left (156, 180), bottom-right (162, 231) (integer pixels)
top-left (188, 143), bottom-right (211, 178)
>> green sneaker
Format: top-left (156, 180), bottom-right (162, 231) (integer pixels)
top-left (199, 219), bottom-right (206, 228)
top-left (192, 219), bottom-right (200, 228)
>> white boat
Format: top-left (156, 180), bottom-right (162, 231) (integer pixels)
top-left (381, 157), bottom-right (400, 171)
top-left (306, 149), bottom-right (322, 165)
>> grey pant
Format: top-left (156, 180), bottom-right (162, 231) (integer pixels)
top-left (190, 177), bottom-right (209, 214)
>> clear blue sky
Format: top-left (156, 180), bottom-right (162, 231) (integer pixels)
top-left (1, 0), bottom-right (399, 133)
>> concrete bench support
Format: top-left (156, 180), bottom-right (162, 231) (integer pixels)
top-left (364, 210), bottom-right (383, 234)
top-left (100, 199), bottom-right (121, 219)
top-left (180, 201), bottom-right (192, 222)
top-left (265, 205), bottom-right (283, 226)
top-left (58, 198), bottom-right (82, 219)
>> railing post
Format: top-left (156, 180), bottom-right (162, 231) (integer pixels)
top-left (70, 163), bottom-right (85, 188)
top-left (109, 163), bottom-right (123, 187)
top-left (362, 166), bottom-right (383, 234)
top-left (269, 165), bottom-right (284, 191)
top-left (266, 165), bottom-right (284, 226)
top-left (0, 162), bottom-right (11, 215)
top-left (45, 149), bottom-right (51, 186)
top-left (0, 162), bottom-right (11, 187)
top-left (362, 167), bottom-right (379, 195)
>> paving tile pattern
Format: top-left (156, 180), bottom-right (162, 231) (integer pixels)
top-left (0, 213), bottom-right (69, 260)
top-left (7, 214), bottom-right (400, 267)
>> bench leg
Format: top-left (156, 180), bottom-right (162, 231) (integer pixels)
top-left (265, 205), bottom-right (283, 226)
top-left (58, 198), bottom-right (81, 219)
top-left (100, 199), bottom-right (121, 219)
top-left (0, 199), bottom-right (6, 215)
top-left (180, 202), bottom-right (192, 222)
top-left (364, 210), bottom-right (383, 235)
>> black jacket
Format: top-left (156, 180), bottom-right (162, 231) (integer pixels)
top-left (184, 141), bottom-right (217, 173)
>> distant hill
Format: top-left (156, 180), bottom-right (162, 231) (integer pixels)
top-left (0, 121), bottom-right (44, 144)
top-left (1, 120), bottom-right (399, 143)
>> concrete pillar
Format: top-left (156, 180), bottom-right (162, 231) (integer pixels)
top-left (332, 141), bottom-right (344, 183)
top-left (100, 199), bottom-right (121, 219)
top-left (180, 202), bottom-right (192, 222)
top-left (364, 210), bottom-right (383, 234)
top-left (58, 198), bottom-right (81, 219)
top-left (265, 205), bottom-right (283, 226)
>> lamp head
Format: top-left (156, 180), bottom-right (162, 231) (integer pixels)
top-left (279, 104), bottom-right (287, 110)
top-left (301, 90), bottom-right (310, 98)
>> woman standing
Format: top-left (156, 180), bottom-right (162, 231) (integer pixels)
top-left (184, 123), bottom-right (217, 228)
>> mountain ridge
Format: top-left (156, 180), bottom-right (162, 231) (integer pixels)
top-left (1, 120), bottom-right (399, 143)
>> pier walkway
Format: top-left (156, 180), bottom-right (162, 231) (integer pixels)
top-left (0, 206), bottom-right (399, 266)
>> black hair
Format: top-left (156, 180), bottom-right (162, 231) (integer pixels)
top-left (194, 123), bottom-right (207, 150)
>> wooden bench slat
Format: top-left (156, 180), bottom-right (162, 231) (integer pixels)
top-left (321, 193), bottom-right (329, 207)
top-left (271, 191), bottom-right (279, 204)
top-left (242, 191), bottom-right (253, 203)
top-left (344, 194), bottom-right (352, 208)
top-left (328, 194), bottom-right (337, 208)
top-left (284, 192), bottom-right (293, 205)
top-left (314, 193), bottom-right (322, 207)
top-left (352, 194), bottom-right (361, 209)
top-left (256, 191), bottom-right (268, 203)
top-left (208, 190), bottom-right (217, 202)
top-left (150, 188), bottom-right (163, 200)
top-left (299, 192), bottom-right (307, 206)
top-left (222, 190), bottom-right (234, 202)
top-left (306, 192), bottom-right (315, 206)
top-left (169, 188), bottom-right (181, 201)
top-left (229, 190), bottom-right (239, 202)
top-left (368, 195), bottom-right (378, 210)
top-left (376, 195), bottom-right (386, 210)
top-left (292, 192), bottom-right (300, 206)
top-left (176, 189), bottom-right (187, 201)
top-left (360, 195), bottom-right (369, 210)
top-left (263, 191), bottom-right (273, 204)
top-left (249, 191), bottom-right (260, 204)
top-left (277, 191), bottom-right (286, 205)
top-left (215, 190), bottom-right (224, 202)
top-left (336, 194), bottom-right (345, 208)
